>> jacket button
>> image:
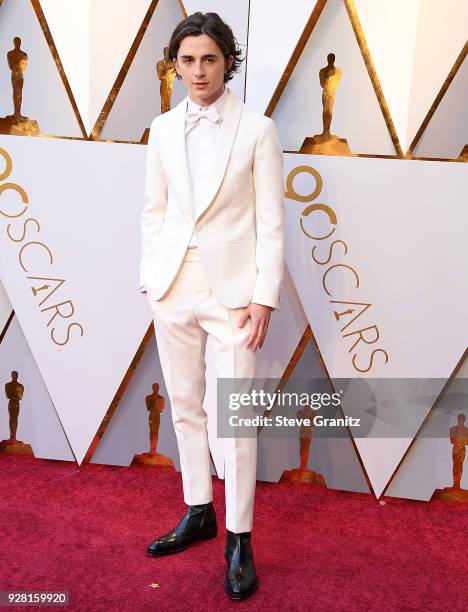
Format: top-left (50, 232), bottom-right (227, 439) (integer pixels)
top-left (195, 223), bottom-right (202, 231)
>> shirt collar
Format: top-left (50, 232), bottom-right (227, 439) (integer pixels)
top-left (186, 86), bottom-right (229, 119)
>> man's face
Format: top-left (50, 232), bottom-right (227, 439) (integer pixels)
top-left (173, 34), bottom-right (233, 105)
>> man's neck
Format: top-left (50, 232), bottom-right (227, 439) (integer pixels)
top-left (188, 84), bottom-right (226, 108)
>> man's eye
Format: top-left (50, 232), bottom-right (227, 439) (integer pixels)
top-left (183, 58), bottom-right (192, 63)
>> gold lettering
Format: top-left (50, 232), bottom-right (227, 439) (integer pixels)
top-left (285, 165), bottom-right (323, 202)
top-left (26, 276), bottom-right (66, 307)
top-left (329, 299), bottom-right (372, 332)
top-left (7, 217), bottom-right (40, 242)
top-left (0, 148), bottom-right (83, 348)
top-left (0, 147), bottom-right (13, 181)
top-left (0, 182), bottom-right (28, 218)
top-left (51, 322), bottom-right (84, 346)
top-left (41, 299), bottom-right (75, 327)
top-left (343, 324), bottom-right (380, 353)
top-left (322, 263), bottom-right (359, 296)
top-left (287, 163), bottom-right (388, 372)
top-left (352, 349), bottom-right (389, 373)
top-left (300, 202), bottom-right (337, 240)
top-left (19, 241), bottom-right (53, 272)
top-left (312, 239), bottom-right (347, 265)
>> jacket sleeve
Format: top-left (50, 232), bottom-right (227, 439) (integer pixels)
top-left (139, 118), bottom-right (168, 294)
top-left (251, 117), bottom-right (285, 310)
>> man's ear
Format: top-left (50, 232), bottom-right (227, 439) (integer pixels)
top-left (172, 57), bottom-right (180, 77)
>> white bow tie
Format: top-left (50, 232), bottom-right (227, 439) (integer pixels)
top-left (185, 106), bottom-right (221, 132)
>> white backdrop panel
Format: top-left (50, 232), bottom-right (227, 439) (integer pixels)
top-left (284, 154), bottom-right (468, 378)
top-left (407, 0), bottom-right (468, 152)
top-left (413, 56), bottom-right (468, 160)
top-left (353, 0), bottom-right (419, 153)
top-left (283, 153), bottom-right (468, 495)
top-left (0, 135), bottom-right (151, 464)
top-left (245, 0), bottom-right (319, 113)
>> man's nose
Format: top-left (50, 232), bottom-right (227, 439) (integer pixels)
top-left (194, 61), bottom-right (205, 77)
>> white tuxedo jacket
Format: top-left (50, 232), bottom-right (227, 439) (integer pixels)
top-left (139, 87), bottom-right (284, 310)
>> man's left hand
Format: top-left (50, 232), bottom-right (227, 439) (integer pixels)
top-left (238, 302), bottom-right (273, 351)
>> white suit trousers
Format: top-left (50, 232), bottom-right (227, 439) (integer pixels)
top-left (146, 245), bottom-right (257, 533)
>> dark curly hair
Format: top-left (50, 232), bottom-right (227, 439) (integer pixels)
top-left (168, 12), bottom-right (244, 84)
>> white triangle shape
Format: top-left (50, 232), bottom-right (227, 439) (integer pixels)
top-left (0, 135), bottom-right (152, 463)
top-left (412, 54), bottom-right (468, 159)
top-left (354, 0), bottom-right (468, 153)
top-left (352, 0), bottom-right (419, 154)
top-left (245, 0), bottom-right (321, 113)
top-left (41, 0), bottom-right (153, 135)
top-left (406, 1), bottom-right (468, 151)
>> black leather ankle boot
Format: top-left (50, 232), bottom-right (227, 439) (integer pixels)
top-left (146, 502), bottom-right (217, 556)
top-left (224, 529), bottom-right (259, 600)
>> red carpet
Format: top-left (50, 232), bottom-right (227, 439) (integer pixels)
top-left (1, 454), bottom-right (467, 611)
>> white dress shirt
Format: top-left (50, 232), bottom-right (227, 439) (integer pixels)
top-left (185, 86), bottom-right (229, 247)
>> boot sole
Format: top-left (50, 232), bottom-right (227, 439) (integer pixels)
top-left (224, 577), bottom-right (259, 600)
top-left (146, 525), bottom-right (217, 557)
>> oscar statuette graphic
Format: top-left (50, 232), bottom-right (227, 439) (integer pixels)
top-left (157, 46), bottom-right (177, 114)
top-left (0, 371), bottom-right (33, 455)
top-left (280, 406), bottom-right (325, 485)
top-left (458, 145), bottom-right (468, 161)
top-left (0, 37), bottom-right (41, 137)
top-left (433, 413), bottom-right (468, 502)
top-left (141, 46), bottom-right (176, 144)
top-left (132, 383), bottom-right (173, 467)
top-left (300, 53), bottom-right (351, 156)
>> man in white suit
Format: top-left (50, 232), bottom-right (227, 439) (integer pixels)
top-left (140, 12), bottom-right (284, 600)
